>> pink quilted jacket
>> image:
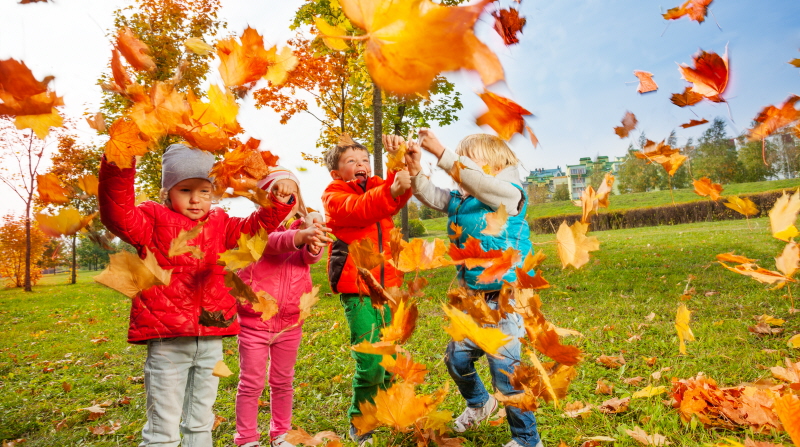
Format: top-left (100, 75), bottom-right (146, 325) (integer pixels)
top-left (98, 157), bottom-right (293, 344)
top-left (237, 218), bottom-right (324, 332)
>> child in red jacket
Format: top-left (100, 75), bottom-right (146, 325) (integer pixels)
top-left (98, 144), bottom-right (292, 447)
top-left (321, 136), bottom-right (412, 446)
top-left (234, 167), bottom-right (331, 447)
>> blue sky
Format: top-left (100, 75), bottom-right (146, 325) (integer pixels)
top-left (0, 0), bottom-right (798, 215)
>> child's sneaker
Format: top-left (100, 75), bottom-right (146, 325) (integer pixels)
top-left (502, 440), bottom-right (544, 447)
top-left (271, 434), bottom-right (295, 447)
top-left (453, 395), bottom-right (498, 433)
top-left (349, 423), bottom-right (374, 446)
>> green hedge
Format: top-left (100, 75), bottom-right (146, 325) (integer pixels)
top-left (529, 188), bottom-right (799, 234)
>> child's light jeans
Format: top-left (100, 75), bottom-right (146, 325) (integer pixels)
top-left (444, 297), bottom-right (542, 447)
top-left (140, 336), bottom-right (223, 447)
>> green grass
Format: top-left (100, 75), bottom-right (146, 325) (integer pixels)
top-left (1, 218), bottom-right (798, 446)
top-left (527, 178), bottom-right (800, 220)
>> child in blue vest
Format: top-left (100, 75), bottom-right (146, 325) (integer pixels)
top-left (402, 129), bottom-right (542, 447)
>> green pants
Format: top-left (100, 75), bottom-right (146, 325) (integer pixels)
top-left (340, 293), bottom-right (393, 419)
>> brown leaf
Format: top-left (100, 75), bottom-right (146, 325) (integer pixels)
top-left (633, 71), bottom-right (658, 93)
top-left (596, 354), bottom-right (626, 369)
top-left (625, 426), bottom-right (670, 446)
top-left (614, 111), bottom-right (638, 138)
top-left (680, 118), bottom-right (709, 128)
top-left (598, 397), bottom-right (630, 414)
top-left (670, 87), bottom-right (704, 107)
top-left (492, 8), bottom-right (526, 46)
top-left (595, 379), bottom-right (614, 395)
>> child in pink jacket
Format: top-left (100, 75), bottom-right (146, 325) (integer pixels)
top-left (234, 167), bottom-right (331, 447)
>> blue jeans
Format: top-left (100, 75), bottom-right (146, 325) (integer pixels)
top-left (140, 336), bottom-right (223, 447)
top-left (445, 299), bottom-right (541, 447)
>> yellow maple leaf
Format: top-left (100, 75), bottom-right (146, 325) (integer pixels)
top-left (35, 208), bottom-right (97, 237)
top-left (297, 285), bottom-right (320, 322)
top-left (211, 360), bottom-right (233, 378)
top-left (723, 196), bottom-right (759, 217)
top-left (15, 108), bottom-right (63, 139)
top-left (482, 203), bottom-right (509, 236)
top-left (94, 249), bottom-right (172, 298)
top-left (168, 222), bottom-right (205, 259)
top-left (556, 221), bottom-right (600, 269)
top-left (769, 190), bottom-right (800, 242)
top-left (252, 292), bottom-right (279, 321)
top-left (631, 385), bottom-right (667, 399)
top-left (264, 45), bottom-right (299, 86)
top-left (675, 303), bottom-right (695, 355)
top-left (184, 37), bottom-right (214, 56)
top-left (77, 174), bottom-right (99, 197)
top-left (442, 304), bottom-right (511, 356)
top-left (314, 17), bottom-right (350, 51)
top-left (219, 229), bottom-right (268, 271)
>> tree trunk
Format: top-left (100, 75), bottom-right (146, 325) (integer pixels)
top-left (24, 200), bottom-right (32, 292)
top-left (372, 80), bottom-right (383, 179)
top-left (71, 234), bottom-right (77, 284)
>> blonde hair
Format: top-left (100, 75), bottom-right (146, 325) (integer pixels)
top-left (455, 134), bottom-right (520, 175)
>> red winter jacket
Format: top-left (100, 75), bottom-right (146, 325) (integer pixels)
top-left (237, 218), bottom-right (324, 333)
top-left (98, 158), bottom-right (292, 344)
top-left (322, 171), bottom-right (411, 294)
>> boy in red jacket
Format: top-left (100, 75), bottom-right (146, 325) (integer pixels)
top-left (98, 143), bottom-right (292, 447)
top-left (321, 136), bottom-right (411, 446)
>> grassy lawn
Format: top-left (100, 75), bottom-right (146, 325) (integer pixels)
top-left (527, 178), bottom-right (800, 220)
top-left (1, 217), bottom-right (798, 446)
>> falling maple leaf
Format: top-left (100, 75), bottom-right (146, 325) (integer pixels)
top-left (716, 252), bottom-right (756, 264)
top-left (722, 196), bottom-right (758, 217)
top-left (675, 303), bottom-right (695, 354)
top-left (252, 292), bottom-right (279, 321)
top-left (76, 174), bottom-right (99, 197)
top-left (223, 271), bottom-right (260, 305)
top-left (448, 236), bottom-right (503, 269)
top-left (476, 91), bottom-right (537, 145)
top-left (442, 304), bottom-right (511, 356)
top-left (385, 141), bottom-right (408, 172)
top-left (614, 111), bottom-right (638, 138)
top-left (719, 261), bottom-right (795, 286)
top-left (210, 138), bottom-right (273, 193)
top-left (680, 118), bottom-right (709, 129)
top-left (168, 222), bottom-right (205, 259)
top-left (184, 37), bottom-right (214, 56)
top-left (596, 173), bottom-right (615, 209)
top-left (15, 108), bottom-right (64, 139)
top-left (477, 247), bottom-right (521, 284)
top-left (625, 426), bottom-right (670, 446)
top-left (448, 159), bottom-right (467, 184)
top-left (556, 221), bottom-right (600, 269)
top-left (0, 58), bottom-right (54, 99)
top-left (349, 238), bottom-right (386, 271)
top-left (351, 340), bottom-right (402, 356)
top-left (381, 353), bottom-right (428, 385)
top-left (515, 268), bottom-right (550, 290)
top-left (339, 0), bottom-right (503, 95)
top-left (662, 0), bottom-right (713, 23)
top-left (116, 27), bottom-right (156, 72)
top-left (314, 17), bottom-right (350, 51)
top-left (633, 71), bottom-right (658, 94)
top-left (297, 285), bottom-right (320, 322)
top-left (775, 242), bottom-right (799, 278)
top-left (679, 47), bottom-right (729, 102)
top-left (448, 222), bottom-right (464, 242)
top-left (177, 85), bottom-right (241, 152)
top-left (380, 298), bottom-right (418, 344)
top-left (264, 45), bottom-right (299, 86)
top-left (128, 81), bottom-right (191, 142)
top-left (395, 238), bottom-right (449, 272)
top-left (748, 95), bottom-right (800, 142)
top-left (94, 249), bottom-right (172, 298)
top-left (219, 229), bottom-right (269, 271)
top-left (693, 177), bottom-right (723, 200)
top-left (773, 394), bottom-right (800, 447)
top-left (35, 208), bottom-right (97, 237)
top-left (768, 190), bottom-right (800, 241)
top-left (212, 360), bottom-right (233, 378)
top-left (352, 381), bottom-right (449, 435)
top-left (85, 112), bottom-right (106, 132)
top-left (36, 172), bottom-right (70, 204)
top-left (670, 87), bottom-right (704, 108)
top-left (492, 8), bottom-right (526, 46)
top-left (215, 27), bottom-right (272, 88)
top-left (104, 118), bottom-right (150, 169)
top-left (635, 139), bottom-right (687, 176)
top-left (482, 204), bottom-right (509, 236)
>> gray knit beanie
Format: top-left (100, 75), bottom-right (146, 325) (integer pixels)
top-left (161, 143), bottom-right (216, 192)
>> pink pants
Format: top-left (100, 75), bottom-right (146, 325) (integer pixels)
top-left (234, 325), bottom-right (302, 445)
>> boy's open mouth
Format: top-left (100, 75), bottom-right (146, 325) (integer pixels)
top-left (354, 170), bottom-right (367, 181)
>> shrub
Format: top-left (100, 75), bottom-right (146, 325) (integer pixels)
top-left (408, 219), bottom-right (426, 237)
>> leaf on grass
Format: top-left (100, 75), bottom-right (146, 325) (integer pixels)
top-left (633, 71), bottom-right (658, 93)
top-left (442, 304), bottom-right (511, 356)
top-left (595, 379), bottom-right (614, 395)
top-left (693, 177), bottom-right (723, 200)
top-left (211, 360), bottom-right (233, 378)
top-left (482, 204), bottom-right (509, 236)
top-left (614, 111), bottom-right (638, 138)
top-left (168, 222), bottom-right (205, 259)
top-left (626, 426), bottom-right (670, 446)
top-left (596, 354), bottom-right (626, 369)
top-left (36, 208), bottom-right (97, 237)
top-left (768, 190), bottom-right (800, 242)
top-left (680, 118), bottom-right (709, 129)
top-left (563, 401), bottom-right (593, 418)
top-left (724, 196), bottom-right (759, 217)
top-left (476, 91), bottom-right (534, 142)
top-left (395, 238), bottom-right (449, 272)
top-left (340, 0), bottom-right (503, 95)
top-left (632, 385), bottom-right (668, 399)
top-left (94, 249), bottom-right (171, 298)
top-left (556, 221), bottom-right (600, 269)
top-left (598, 397), bottom-right (630, 414)
top-left (37, 172), bottom-right (70, 204)
top-left (663, 0), bottom-right (713, 23)
top-left (285, 428), bottom-right (340, 447)
top-left (219, 229), bottom-right (269, 271)
top-left (117, 27), bottom-right (155, 72)
top-left (675, 303), bottom-right (695, 354)
top-left (88, 421), bottom-right (122, 435)
top-left (679, 47), bottom-right (729, 101)
top-left (748, 95), bottom-right (800, 141)
top-left (787, 334), bottom-right (800, 348)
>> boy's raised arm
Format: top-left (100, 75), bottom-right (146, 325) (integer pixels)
top-left (98, 157), bottom-right (153, 248)
top-left (410, 174), bottom-right (450, 213)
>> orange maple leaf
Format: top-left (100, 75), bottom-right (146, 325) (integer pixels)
top-left (128, 81), bottom-right (191, 142)
top-left (680, 118), bottom-right (709, 129)
top-left (774, 393), bottom-right (800, 446)
top-left (633, 71), bottom-right (658, 94)
top-left (476, 91), bottom-right (536, 145)
top-left (209, 138), bottom-right (272, 193)
top-left (109, 50), bottom-right (133, 93)
top-left (380, 299), bottom-right (418, 344)
top-left (679, 47), bottom-right (729, 101)
top-left (216, 27), bottom-right (272, 88)
top-left (349, 238), bottom-right (386, 271)
top-left (515, 268), bottom-right (551, 290)
top-left (381, 354), bottom-right (428, 385)
top-left (0, 58), bottom-right (54, 100)
top-left (715, 252), bottom-right (756, 264)
top-left (614, 112), bottom-right (639, 138)
top-left (340, 0), bottom-right (503, 95)
top-left (448, 222), bottom-right (464, 241)
top-left (670, 87), bottom-right (704, 108)
top-left (116, 27), bottom-right (156, 72)
top-left (556, 221), bottom-right (600, 269)
top-left (476, 247), bottom-right (521, 284)
top-left (693, 177), bottom-right (723, 201)
top-left (636, 139), bottom-right (687, 176)
top-left (442, 304), bottom-right (511, 356)
top-left (663, 0), bottom-right (713, 23)
top-left (748, 95), bottom-right (800, 141)
top-left (176, 85), bottom-right (242, 152)
top-left (448, 236), bottom-right (503, 269)
top-left (492, 8), bottom-right (526, 46)
top-left (394, 238), bottom-right (449, 272)
top-left (104, 118), bottom-right (150, 169)
top-left (37, 172), bottom-right (71, 204)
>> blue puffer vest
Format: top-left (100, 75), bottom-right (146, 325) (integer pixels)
top-left (446, 184), bottom-right (535, 290)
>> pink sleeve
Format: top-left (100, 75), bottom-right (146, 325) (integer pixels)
top-left (301, 244), bottom-right (324, 265)
top-left (264, 229), bottom-right (300, 255)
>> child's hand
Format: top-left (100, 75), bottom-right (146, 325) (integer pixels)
top-left (417, 128), bottom-right (445, 159)
top-left (295, 223), bottom-right (333, 250)
top-left (382, 134), bottom-right (405, 153)
top-left (405, 141), bottom-right (423, 176)
top-left (273, 182), bottom-right (295, 203)
top-left (390, 169), bottom-right (411, 198)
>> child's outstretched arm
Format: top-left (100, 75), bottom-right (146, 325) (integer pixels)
top-left (223, 199), bottom-right (294, 250)
top-left (418, 129), bottom-right (524, 216)
top-left (98, 156), bottom-right (153, 249)
top-left (406, 140), bottom-right (450, 213)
